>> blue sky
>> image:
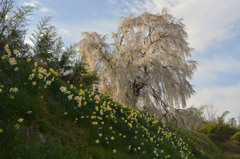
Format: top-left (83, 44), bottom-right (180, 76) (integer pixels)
top-left (18, 0), bottom-right (240, 121)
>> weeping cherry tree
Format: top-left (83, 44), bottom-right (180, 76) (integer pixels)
top-left (78, 9), bottom-right (197, 117)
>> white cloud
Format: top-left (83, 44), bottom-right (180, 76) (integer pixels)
top-left (24, 37), bottom-right (34, 46)
top-left (124, 0), bottom-right (240, 51)
top-left (108, 0), bottom-right (117, 4)
top-left (23, 2), bottom-right (36, 8)
top-left (30, 0), bottom-right (39, 4)
top-left (23, 0), bottom-right (39, 8)
top-left (187, 83), bottom-right (240, 120)
top-left (56, 19), bottom-right (119, 45)
top-left (40, 7), bottom-right (52, 13)
top-left (193, 56), bottom-right (240, 86)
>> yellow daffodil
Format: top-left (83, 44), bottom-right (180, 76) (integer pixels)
top-left (27, 58), bottom-right (31, 62)
top-left (18, 118), bottom-right (24, 123)
top-left (95, 139), bottom-right (99, 144)
top-left (14, 124), bottom-right (20, 129)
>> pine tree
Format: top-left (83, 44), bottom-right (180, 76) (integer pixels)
top-left (30, 16), bottom-right (64, 67)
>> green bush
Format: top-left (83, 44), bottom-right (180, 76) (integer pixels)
top-left (200, 122), bottom-right (217, 134)
top-left (230, 131), bottom-right (240, 144)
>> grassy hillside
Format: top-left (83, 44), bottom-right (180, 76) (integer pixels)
top-left (0, 46), bottom-right (228, 159)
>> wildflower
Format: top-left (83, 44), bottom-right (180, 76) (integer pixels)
top-left (1, 55), bottom-right (6, 59)
top-left (0, 129), bottom-right (3, 133)
top-left (12, 87), bottom-right (18, 93)
top-left (99, 133), bottom-right (102, 137)
top-left (38, 73), bottom-right (43, 79)
top-left (60, 86), bottom-right (67, 93)
top-left (92, 122), bottom-right (98, 125)
top-left (74, 96), bottom-right (80, 101)
top-left (5, 45), bottom-right (9, 51)
top-left (14, 124), bottom-right (20, 129)
top-left (13, 50), bottom-right (20, 56)
top-left (123, 135), bottom-right (126, 138)
top-left (27, 111), bottom-right (32, 114)
top-left (32, 81), bottom-right (37, 86)
top-left (0, 89), bottom-right (2, 93)
top-left (46, 80), bottom-right (51, 85)
top-left (94, 95), bottom-right (100, 100)
top-left (9, 95), bottom-right (14, 99)
top-left (27, 58), bottom-right (31, 62)
top-left (113, 149), bottom-right (117, 153)
top-left (68, 95), bottom-right (73, 100)
top-left (128, 145), bottom-right (131, 150)
top-left (95, 139), bottom-right (100, 144)
top-left (9, 57), bottom-right (17, 65)
top-left (18, 118), bottom-right (24, 123)
top-left (42, 69), bottom-right (47, 74)
top-left (110, 136), bottom-right (114, 140)
top-left (14, 67), bottom-right (19, 71)
top-left (100, 109), bottom-right (103, 115)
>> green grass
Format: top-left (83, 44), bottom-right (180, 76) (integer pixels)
top-left (0, 47), bottom-right (229, 159)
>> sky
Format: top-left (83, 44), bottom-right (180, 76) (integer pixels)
top-left (18, 0), bottom-right (240, 121)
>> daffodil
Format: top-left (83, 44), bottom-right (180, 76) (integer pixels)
top-left (9, 95), bottom-right (14, 99)
top-left (18, 118), bottom-right (24, 123)
top-left (27, 58), bottom-right (31, 62)
top-left (46, 80), bottom-right (51, 85)
top-left (68, 95), bottom-right (73, 100)
top-left (60, 86), bottom-right (67, 93)
top-left (9, 57), bottom-right (17, 65)
top-left (27, 111), bottom-right (32, 114)
top-left (13, 50), bottom-right (20, 56)
top-left (14, 124), bottom-right (20, 129)
top-left (14, 67), bottom-right (19, 71)
top-left (95, 139), bottom-right (100, 144)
